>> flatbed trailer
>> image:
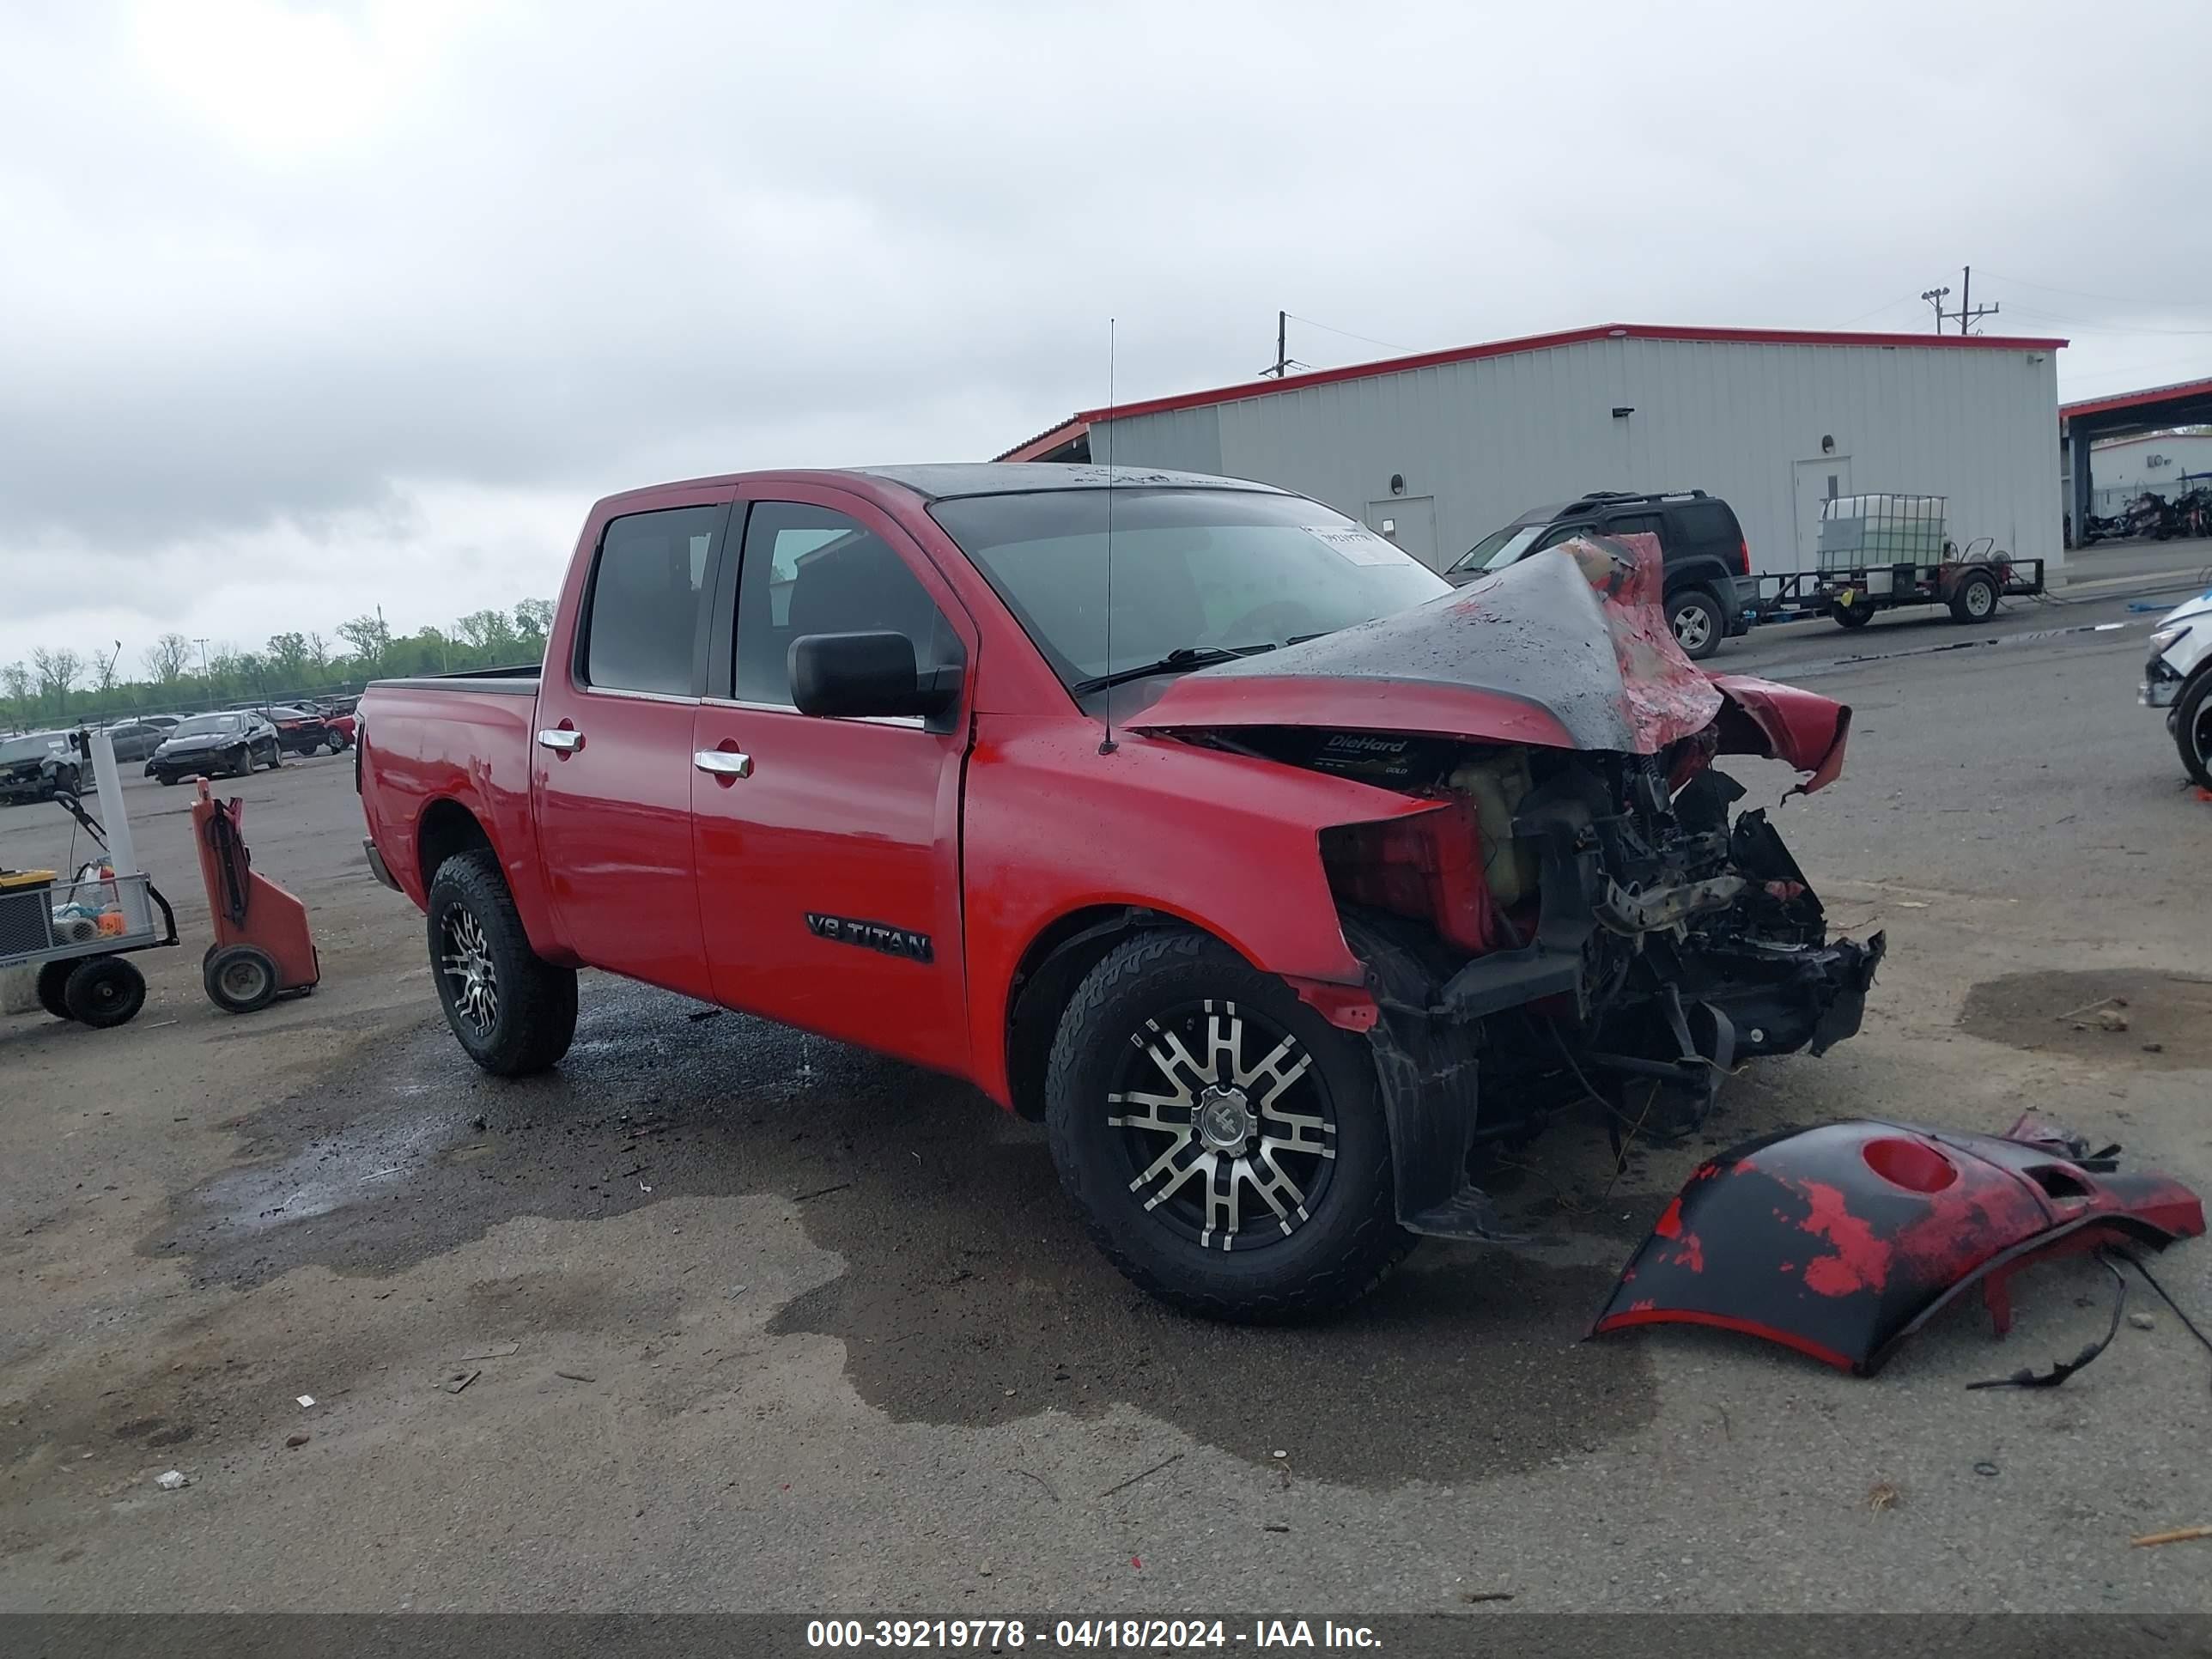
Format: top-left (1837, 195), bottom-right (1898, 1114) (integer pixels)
top-left (1752, 540), bottom-right (2045, 631)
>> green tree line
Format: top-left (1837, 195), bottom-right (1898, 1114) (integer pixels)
top-left (0, 600), bottom-right (555, 734)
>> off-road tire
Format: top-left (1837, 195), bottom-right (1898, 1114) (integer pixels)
top-left (1666, 588), bottom-right (1725, 660)
top-left (36, 960), bottom-right (75, 1020)
top-left (2175, 668), bottom-right (2212, 792)
top-left (426, 848), bottom-right (577, 1076)
top-left (63, 955), bottom-right (146, 1028)
top-left (1949, 571), bottom-right (1999, 623)
top-left (1043, 928), bottom-right (1412, 1322)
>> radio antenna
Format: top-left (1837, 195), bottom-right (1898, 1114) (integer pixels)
top-left (1098, 316), bottom-right (1118, 757)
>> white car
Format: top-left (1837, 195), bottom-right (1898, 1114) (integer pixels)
top-left (2142, 585), bottom-right (2212, 788)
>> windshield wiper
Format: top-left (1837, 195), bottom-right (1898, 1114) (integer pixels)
top-left (1070, 643), bottom-right (1273, 696)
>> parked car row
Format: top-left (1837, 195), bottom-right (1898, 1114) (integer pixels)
top-left (0, 730), bottom-right (82, 805)
top-left (0, 697), bottom-right (360, 803)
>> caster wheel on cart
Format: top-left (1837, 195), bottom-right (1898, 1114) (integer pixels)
top-left (204, 944), bottom-right (281, 1014)
top-left (36, 960), bottom-right (76, 1020)
top-left (64, 956), bottom-right (146, 1028)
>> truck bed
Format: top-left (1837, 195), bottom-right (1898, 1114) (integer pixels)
top-left (368, 666), bottom-right (542, 696)
top-left (356, 670), bottom-right (549, 921)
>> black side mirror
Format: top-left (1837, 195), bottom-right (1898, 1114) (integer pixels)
top-left (788, 631), bottom-right (957, 723)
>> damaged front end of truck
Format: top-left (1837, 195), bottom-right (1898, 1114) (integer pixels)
top-left (1130, 536), bottom-right (1884, 1240)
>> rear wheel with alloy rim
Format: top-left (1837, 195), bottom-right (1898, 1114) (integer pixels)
top-left (1044, 928), bottom-right (1411, 1321)
top-left (426, 848), bottom-right (577, 1075)
top-left (1666, 589), bottom-right (1723, 660)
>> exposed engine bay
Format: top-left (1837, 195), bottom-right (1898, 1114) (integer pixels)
top-left (1138, 535), bottom-right (1884, 1240)
top-left (1230, 725), bottom-right (1884, 1237)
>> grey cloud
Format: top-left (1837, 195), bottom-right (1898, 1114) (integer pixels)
top-left (2, 0), bottom-right (2210, 665)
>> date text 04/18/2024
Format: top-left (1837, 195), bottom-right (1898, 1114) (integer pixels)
top-left (804, 1620), bottom-right (1382, 1650)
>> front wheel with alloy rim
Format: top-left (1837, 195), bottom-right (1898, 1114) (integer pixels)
top-left (1043, 928), bottom-right (1412, 1322)
top-left (426, 848), bottom-right (577, 1076)
top-left (1666, 588), bottom-right (1724, 660)
top-left (2175, 670), bottom-right (2212, 791)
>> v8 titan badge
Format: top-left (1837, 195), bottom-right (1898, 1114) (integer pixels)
top-left (805, 912), bottom-right (933, 963)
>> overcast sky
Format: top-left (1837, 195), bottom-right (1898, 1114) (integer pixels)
top-left (4, 0), bottom-right (2210, 678)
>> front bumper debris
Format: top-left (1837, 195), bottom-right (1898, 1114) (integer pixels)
top-left (1592, 1115), bottom-right (2204, 1375)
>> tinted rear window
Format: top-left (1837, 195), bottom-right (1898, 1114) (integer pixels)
top-left (1671, 500), bottom-right (1741, 553)
top-left (582, 505), bottom-right (723, 696)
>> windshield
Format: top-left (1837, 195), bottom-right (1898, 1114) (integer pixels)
top-left (169, 714), bottom-right (244, 738)
top-left (1449, 521), bottom-right (1549, 575)
top-left (0, 733), bottom-right (64, 763)
top-left (930, 487), bottom-right (1450, 692)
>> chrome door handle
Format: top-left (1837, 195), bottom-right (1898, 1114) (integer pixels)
top-left (694, 750), bottom-right (753, 779)
top-left (537, 728), bottom-right (583, 753)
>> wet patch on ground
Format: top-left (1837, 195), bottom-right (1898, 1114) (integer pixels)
top-left (1959, 969), bottom-right (2212, 1072)
top-left (135, 979), bottom-right (1741, 1484)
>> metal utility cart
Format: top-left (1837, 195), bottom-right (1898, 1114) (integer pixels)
top-left (1751, 494), bottom-right (2045, 631)
top-left (0, 729), bottom-right (177, 1027)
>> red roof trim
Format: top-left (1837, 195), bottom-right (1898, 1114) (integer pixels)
top-left (1075, 322), bottom-right (2068, 425)
top-left (2059, 375), bottom-right (2212, 423)
top-left (994, 417), bottom-right (1089, 463)
top-left (2083, 428), bottom-right (2212, 452)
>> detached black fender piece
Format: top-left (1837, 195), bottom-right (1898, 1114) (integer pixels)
top-left (1593, 1117), bottom-right (2204, 1374)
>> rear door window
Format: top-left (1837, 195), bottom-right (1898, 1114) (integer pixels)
top-left (581, 505), bottom-right (725, 696)
top-left (1600, 512), bottom-right (1666, 549)
top-left (1670, 500), bottom-right (1739, 558)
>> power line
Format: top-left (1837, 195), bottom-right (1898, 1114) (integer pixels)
top-left (1982, 270), bottom-right (2209, 313)
top-left (1833, 294), bottom-right (1924, 328)
top-left (1285, 313), bottom-right (1412, 354)
top-left (1261, 309), bottom-right (1406, 378)
top-left (2003, 303), bottom-right (2212, 338)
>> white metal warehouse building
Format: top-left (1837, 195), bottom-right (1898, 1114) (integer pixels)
top-left (1001, 323), bottom-right (2069, 580)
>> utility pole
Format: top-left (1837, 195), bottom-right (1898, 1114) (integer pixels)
top-left (1258, 310), bottom-right (1305, 380)
top-left (195, 637), bottom-right (210, 685)
top-left (1923, 268), bottom-right (2000, 336)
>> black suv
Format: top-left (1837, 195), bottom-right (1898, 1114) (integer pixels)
top-left (1444, 489), bottom-right (1756, 660)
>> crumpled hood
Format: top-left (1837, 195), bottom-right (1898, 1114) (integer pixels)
top-left (1130, 536), bottom-right (1851, 787)
top-left (2156, 586), bottom-right (2212, 630)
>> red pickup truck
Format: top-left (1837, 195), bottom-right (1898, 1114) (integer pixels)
top-left (358, 464), bottom-right (1881, 1320)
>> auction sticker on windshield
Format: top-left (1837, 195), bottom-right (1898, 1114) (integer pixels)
top-left (1304, 526), bottom-right (1401, 566)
